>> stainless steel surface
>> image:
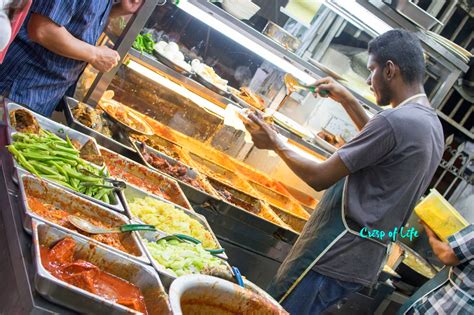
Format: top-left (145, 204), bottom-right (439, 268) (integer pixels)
top-left (18, 172), bottom-right (149, 264)
top-left (32, 220), bottom-right (171, 315)
top-left (262, 21), bottom-right (302, 52)
top-left (100, 146), bottom-right (193, 210)
top-left (386, 0), bottom-right (442, 29)
top-left (63, 96), bottom-right (139, 160)
top-left (120, 183), bottom-right (224, 252)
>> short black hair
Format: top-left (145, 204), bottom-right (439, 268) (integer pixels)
top-left (368, 29), bottom-right (425, 84)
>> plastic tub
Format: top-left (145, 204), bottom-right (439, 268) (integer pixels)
top-left (414, 189), bottom-right (468, 242)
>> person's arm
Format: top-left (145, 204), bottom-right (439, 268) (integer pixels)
top-left (245, 111), bottom-right (394, 191)
top-left (245, 114), bottom-right (349, 191)
top-left (421, 222), bottom-right (473, 266)
top-left (109, 0), bottom-right (143, 18)
top-left (312, 77), bottom-right (370, 130)
top-left (27, 13), bottom-right (119, 72)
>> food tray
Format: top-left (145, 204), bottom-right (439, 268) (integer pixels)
top-left (63, 96), bottom-right (138, 160)
top-left (6, 102), bottom-right (104, 166)
top-left (208, 178), bottom-right (291, 231)
top-left (132, 134), bottom-right (189, 163)
top-left (100, 147), bottom-right (193, 210)
top-left (120, 183), bottom-right (224, 253)
top-left (133, 140), bottom-right (218, 198)
top-left (152, 50), bottom-right (192, 76)
top-left (269, 205), bottom-right (307, 233)
top-left (32, 220), bottom-right (171, 315)
top-left (193, 72), bottom-right (231, 97)
top-left (98, 99), bottom-right (154, 136)
top-left (19, 172), bottom-right (148, 264)
top-left (248, 180), bottom-right (309, 220)
top-left (6, 104), bottom-right (124, 212)
top-left (188, 152), bottom-right (254, 193)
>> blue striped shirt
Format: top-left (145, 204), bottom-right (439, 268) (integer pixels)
top-left (0, 0), bottom-right (113, 117)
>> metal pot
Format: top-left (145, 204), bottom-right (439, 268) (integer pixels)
top-left (396, 243), bottom-right (438, 288)
top-left (262, 21), bottom-right (301, 52)
top-left (169, 275), bottom-right (288, 314)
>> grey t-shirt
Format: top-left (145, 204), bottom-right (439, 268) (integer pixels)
top-left (313, 103), bottom-right (444, 286)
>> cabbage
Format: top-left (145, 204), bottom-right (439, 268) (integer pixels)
top-left (145, 239), bottom-right (226, 277)
top-left (129, 197), bottom-right (217, 249)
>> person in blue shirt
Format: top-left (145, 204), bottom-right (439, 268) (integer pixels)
top-left (0, 0), bottom-right (142, 117)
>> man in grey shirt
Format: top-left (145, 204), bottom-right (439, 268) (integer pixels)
top-left (244, 29), bottom-right (444, 314)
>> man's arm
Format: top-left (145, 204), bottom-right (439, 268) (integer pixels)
top-left (109, 0), bottom-right (143, 18)
top-left (313, 77), bottom-right (370, 130)
top-left (245, 113), bottom-right (350, 191)
top-left (27, 13), bottom-right (120, 72)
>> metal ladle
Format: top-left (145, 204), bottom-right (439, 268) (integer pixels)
top-left (68, 215), bottom-right (226, 255)
top-left (67, 215), bottom-right (156, 234)
top-left (283, 73), bottom-right (329, 96)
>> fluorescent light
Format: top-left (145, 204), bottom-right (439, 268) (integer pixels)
top-left (326, 0), bottom-right (391, 35)
top-left (177, 0), bottom-right (316, 85)
top-left (126, 60), bottom-right (226, 117)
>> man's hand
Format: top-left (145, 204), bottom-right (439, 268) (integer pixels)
top-left (89, 46), bottom-right (120, 72)
top-left (421, 221), bottom-right (460, 266)
top-left (242, 112), bottom-right (280, 150)
top-left (312, 77), bottom-right (356, 105)
top-left (312, 76), bottom-right (370, 130)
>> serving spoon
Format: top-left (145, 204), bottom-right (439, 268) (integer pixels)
top-left (284, 73), bottom-right (329, 96)
top-left (67, 215), bottom-right (225, 255)
top-left (68, 215), bottom-right (156, 234)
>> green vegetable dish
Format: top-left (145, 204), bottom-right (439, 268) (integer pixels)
top-left (145, 238), bottom-right (227, 277)
top-left (8, 131), bottom-right (116, 204)
top-left (133, 33), bottom-right (155, 54)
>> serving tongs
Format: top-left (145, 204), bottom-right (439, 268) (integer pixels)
top-left (140, 228), bottom-right (226, 256)
top-left (78, 167), bottom-right (127, 190)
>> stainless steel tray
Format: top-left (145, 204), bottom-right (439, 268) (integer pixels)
top-left (6, 102), bottom-right (103, 163)
top-left (19, 171), bottom-right (149, 264)
top-left (269, 205), bottom-right (307, 233)
top-left (63, 96), bottom-right (138, 160)
top-left (100, 146), bottom-right (193, 211)
top-left (120, 183), bottom-right (223, 251)
top-left (207, 177), bottom-right (292, 231)
top-left (152, 50), bottom-right (192, 76)
top-left (193, 72), bottom-right (231, 97)
top-left (32, 220), bottom-right (172, 315)
top-left (248, 180), bottom-right (309, 220)
top-left (6, 103), bottom-right (125, 212)
top-left (132, 140), bottom-right (219, 199)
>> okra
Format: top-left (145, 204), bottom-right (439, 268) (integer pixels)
top-left (7, 145), bottom-right (41, 177)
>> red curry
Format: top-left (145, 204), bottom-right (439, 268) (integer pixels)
top-left (41, 237), bottom-right (148, 314)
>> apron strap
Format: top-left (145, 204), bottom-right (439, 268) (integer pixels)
top-left (278, 229), bottom-right (348, 303)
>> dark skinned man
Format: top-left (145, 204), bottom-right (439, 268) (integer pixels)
top-left (243, 29), bottom-right (444, 314)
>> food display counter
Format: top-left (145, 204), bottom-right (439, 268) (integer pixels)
top-left (1, 0), bottom-right (467, 313)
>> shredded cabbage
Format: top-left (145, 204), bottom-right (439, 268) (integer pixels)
top-left (144, 239), bottom-right (226, 277)
top-left (129, 196), bottom-right (217, 249)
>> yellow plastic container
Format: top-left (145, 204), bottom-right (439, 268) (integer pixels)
top-left (415, 189), bottom-right (469, 242)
